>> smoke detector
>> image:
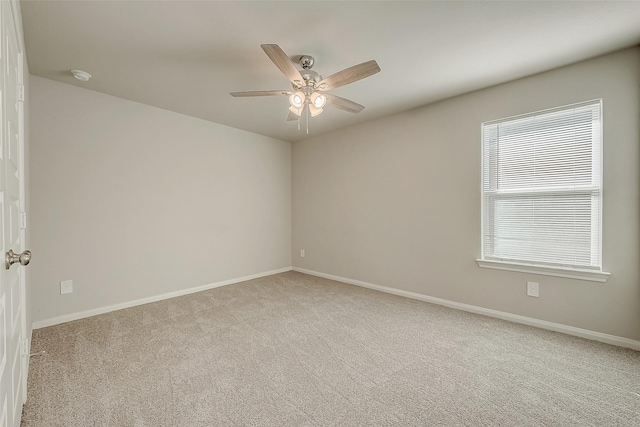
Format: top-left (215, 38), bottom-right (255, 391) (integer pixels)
top-left (71, 70), bottom-right (91, 82)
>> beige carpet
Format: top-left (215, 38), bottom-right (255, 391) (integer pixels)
top-left (22, 271), bottom-right (640, 426)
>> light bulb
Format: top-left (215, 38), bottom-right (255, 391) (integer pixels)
top-left (311, 93), bottom-right (326, 109)
top-left (289, 92), bottom-right (305, 108)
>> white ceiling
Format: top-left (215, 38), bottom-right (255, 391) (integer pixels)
top-left (21, 1), bottom-right (640, 143)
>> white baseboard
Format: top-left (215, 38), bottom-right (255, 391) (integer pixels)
top-left (32, 267), bottom-right (293, 329)
top-left (292, 267), bottom-right (640, 351)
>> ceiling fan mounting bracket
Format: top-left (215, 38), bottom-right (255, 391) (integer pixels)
top-left (298, 55), bottom-right (314, 70)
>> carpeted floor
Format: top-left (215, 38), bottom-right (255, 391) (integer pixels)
top-left (22, 271), bottom-right (640, 426)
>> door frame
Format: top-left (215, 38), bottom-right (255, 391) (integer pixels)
top-left (8, 0), bottom-right (28, 406)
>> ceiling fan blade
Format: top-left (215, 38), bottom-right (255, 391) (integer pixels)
top-left (261, 44), bottom-right (304, 84)
top-left (287, 110), bottom-right (299, 121)
top-left (325, 94), bottom-right (365, 113)
top-left (318, 60), bottom-right (380, 90)
top-left (230, 90), bottom-right (291, 97)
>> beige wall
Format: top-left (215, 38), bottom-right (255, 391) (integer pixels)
top-left (293, 47), bottom-right (640, 341)
top-left (30, 76), bottom-right (292, 323)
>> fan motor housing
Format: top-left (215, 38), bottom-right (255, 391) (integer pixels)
top-left (301, 69), bottom-right (322, 84)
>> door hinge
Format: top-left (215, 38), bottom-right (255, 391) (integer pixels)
top-left (21, 338), bottom-right (29, 356)
top-left (20, 212), bottom-right (26, 229)
top-left (18, 84), bottom-right (24, 102)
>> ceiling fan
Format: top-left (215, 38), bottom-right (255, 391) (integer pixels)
top-left (230, 44), bottom-right (380, 130)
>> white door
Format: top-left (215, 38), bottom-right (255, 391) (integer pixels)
top-left (0, 1), bottom-right (27, 426)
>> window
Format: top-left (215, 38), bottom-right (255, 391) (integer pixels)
top-left (477, 100), bottom-right (609, 282)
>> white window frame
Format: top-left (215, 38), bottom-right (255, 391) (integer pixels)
top-left (476, 100), bottom-right (610, 282)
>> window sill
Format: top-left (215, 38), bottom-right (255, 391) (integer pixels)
top-left (475, 259), bottom-right (610, 282)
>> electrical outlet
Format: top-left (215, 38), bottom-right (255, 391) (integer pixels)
top-left (527, 281), bottom-right (539, 297)
top-left (60, 280), bottom-right (73, 295)
top-left (300, 249), bottom-right (305, 258)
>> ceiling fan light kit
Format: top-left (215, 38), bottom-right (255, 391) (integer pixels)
top-left (230, 44), bottom-right (380, 133)
top-left (311, 92), bottom-right (327, 109)
top-left (289, 92), bottom-right (305, 108)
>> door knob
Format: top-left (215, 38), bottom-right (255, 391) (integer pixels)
top-left (5, 249), bottom-right (31, 270)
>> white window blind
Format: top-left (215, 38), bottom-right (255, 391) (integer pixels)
top-left (481, 100), bottom-right (603, 271)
